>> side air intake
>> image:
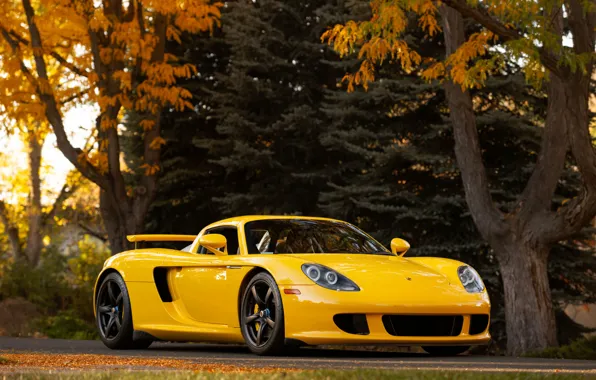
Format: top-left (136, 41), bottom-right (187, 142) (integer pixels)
top-left (153, 267), bottom-right (173, 302)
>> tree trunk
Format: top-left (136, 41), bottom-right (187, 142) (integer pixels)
top-left (439, 4), bottom-right (562, 355)
top-left (25, 133), bottom-right (43, 266)
top-left (0, 200), bottom-right (23, 260)
top-left (100, 190), bottom-right (129, 254)
top-left (495, 237), bottom-right (557, 355)
top-left (99, 188), bottom-right (151, 254)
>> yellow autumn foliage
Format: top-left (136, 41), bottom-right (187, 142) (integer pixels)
top-left (322, 0), bottom-right (591, 91)
top-left (0, 0), bottom-right (221, 180)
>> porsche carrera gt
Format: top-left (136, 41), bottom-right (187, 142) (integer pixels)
top-left (94, 215), bottom-right (490, 355)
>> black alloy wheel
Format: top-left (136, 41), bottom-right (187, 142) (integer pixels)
top-left (96, 272), bottom-right (152, 349)
top-left (97, 280), bottom-right (124, 340)
top-left (240, 272), bottom-right (285, 355)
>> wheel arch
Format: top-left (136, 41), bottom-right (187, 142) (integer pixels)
top-left (93, 268), bottom-right (121, 317)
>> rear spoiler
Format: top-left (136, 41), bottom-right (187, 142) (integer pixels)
top-left (127, 234), bottom-right (196, 249)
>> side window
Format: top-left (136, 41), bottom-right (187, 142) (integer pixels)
top-left (246, 229), bottom-right (275, 254)
top-left (199, 227), bottom-right (240, 255)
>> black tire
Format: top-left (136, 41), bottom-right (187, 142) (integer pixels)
top-left (96, 272), bottom-right (152, 349)
top-left (422, 345), bottom-right (470, 356)
top-left (240, 272), bottom-right (285, 355)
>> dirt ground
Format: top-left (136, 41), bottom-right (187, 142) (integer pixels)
top-left (0, 298), bottom-right (41, 337)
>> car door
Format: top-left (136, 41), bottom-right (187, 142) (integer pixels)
top-left (171, 225), bottom-right (243, 326)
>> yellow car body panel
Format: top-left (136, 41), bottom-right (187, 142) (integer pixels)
top-left (94, 215), bottom-right (491, 346)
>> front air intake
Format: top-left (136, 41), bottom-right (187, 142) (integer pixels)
top-left (469, 314), bottom-right (489, 335)
top-left (382, 315), bottom-right (463, 337)
top-left (333, 314), bottom-right (370, 335)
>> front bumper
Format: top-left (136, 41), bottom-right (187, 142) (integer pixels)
top-left (281, 284), bottom-right (491, 346)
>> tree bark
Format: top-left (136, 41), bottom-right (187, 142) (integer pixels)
top-left (25, 132), bottom-right (43, 266)
top-left (439, 4), bottom-right (561, 354)
top-left (100, 190), bottom-right (129, 254)
top-left (99, 186), bottom-right (154, 254)
top-left (495, 237), bottom-right (557, 355)
top-left (0, 200), bottom-right (23, 260)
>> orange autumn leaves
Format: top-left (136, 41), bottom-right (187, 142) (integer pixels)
top-left (0, 352), bottom-right (294, 373)
top-left (0, 0), bottom-right (222, 177)
top-left (321, 0), bottom-right (571, 92)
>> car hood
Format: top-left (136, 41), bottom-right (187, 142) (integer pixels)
top-left (286, 253), bottom-right (470, 303)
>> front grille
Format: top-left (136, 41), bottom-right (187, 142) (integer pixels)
top-left (333, 314), bottom-right (370, 335)
top-left (469, 314), bottom-right (489, 335)
top-left (382, 315), bottom-right (463, 337)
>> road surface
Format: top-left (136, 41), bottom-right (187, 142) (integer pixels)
top-left (0, 337), bottom-right (595, 374)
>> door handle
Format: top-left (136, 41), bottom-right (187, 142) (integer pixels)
top-left (226, 266), bottom-right (242, 269)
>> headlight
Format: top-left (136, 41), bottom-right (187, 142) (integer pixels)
top-left (457, 265), bottom-right (485, 293)
top-left (301, 264), bottom-right (359, 291)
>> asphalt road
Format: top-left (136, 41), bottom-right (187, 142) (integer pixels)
top-left (1, 337), bottom-right (595, 374)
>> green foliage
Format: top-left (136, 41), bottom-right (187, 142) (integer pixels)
top-left (525, 336), bottom-right (596, 360)
top-left (32, 310), bottom-right (97, 340)
top-left (0, 237), bottom-right (109, 339)
top-left (0, 249), bottom-right (71, 311)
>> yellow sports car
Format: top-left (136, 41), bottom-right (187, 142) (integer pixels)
top-left (94, 215), bottom-right (490, 355)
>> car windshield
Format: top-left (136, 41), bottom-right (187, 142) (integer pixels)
top-left (244, 219), bottom-right (391, 255)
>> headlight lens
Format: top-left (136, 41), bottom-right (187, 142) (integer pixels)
top-left (457, 265), bottom-right (485, 293)
top-left (301, 264), bottom-right (359, 291)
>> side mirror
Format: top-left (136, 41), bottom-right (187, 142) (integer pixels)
top-left (391, 238), bottom-right (410, 256)
top-left (199, 234), bottom-right (227, 256)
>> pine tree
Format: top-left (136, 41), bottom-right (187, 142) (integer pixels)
top-left (194, 0), bottom-right (346, 216)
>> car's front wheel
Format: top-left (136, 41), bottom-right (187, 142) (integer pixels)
top-left (240, 272), bottom-right (285, 355)
top-left (422, 345), bottom-right (470, 356)
top-left (96, 272), bottom-right (152, 349)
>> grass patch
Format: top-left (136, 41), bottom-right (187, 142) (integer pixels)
top-left (0, 370), bottom-right (588, 380)
top-left (524, 336), bottom-right (596, 360)
top-left (0, 356), bottom-right (11, 364)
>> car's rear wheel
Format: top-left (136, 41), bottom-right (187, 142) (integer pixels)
top-left (422, 345), bottom-right (470, 356)
top-left (96, 272), bottom-right (152, 349)
top-left (240, 272), bottom-right (285, 355)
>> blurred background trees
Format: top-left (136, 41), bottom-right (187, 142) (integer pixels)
top-left (0, 0), bottom-right (594, 354)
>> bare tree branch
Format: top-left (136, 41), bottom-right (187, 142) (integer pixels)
top-left (42, 182), bottom-right (80, 226)
top-left (7, 29), bottom-right (90, 78)
top-left (77, 221), bottom-right (108, 242)
top-left (440, 4), bottom-right (507, 240)
top-left (517, 5), bottom-right (569, 227)
top-left (59, 87), bottom-right (92, 105)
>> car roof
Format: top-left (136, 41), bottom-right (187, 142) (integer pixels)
top-left (205, 215), bottom-right (344, 228)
